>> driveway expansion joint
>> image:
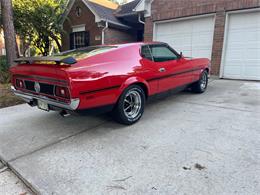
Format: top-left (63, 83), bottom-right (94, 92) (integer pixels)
top-left (177, 100), bottom-right (259, 113)
top-left (0, 157), bottom-right (37, 195)
top-left (8, 120), bottom-right (110, 163)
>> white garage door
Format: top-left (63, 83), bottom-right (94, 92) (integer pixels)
top-left (222, 11), bottom-right (260, 80)
top-left (154, 16), bottom-right (215, 59)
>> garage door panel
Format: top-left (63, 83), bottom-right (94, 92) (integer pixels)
top-left (224, 65), bottom-right (243, 77)
top-left (246, 49), bottom-right (260, 59)
top-left (192, 49), bottom-right (212, 59)
top-left (227, 31), bottom-right (246, 42)
top-left (225, 49), bottom-right (244, 60)
top-left (229, 12), bottom-right (260, 28)
top-left (223, 11), bottom-right (260, 80)
top-left (192, 33), bottom-right (213, 44)
top-left (155, 24), bottom-right (172, 35)
top-left (154, 16), bottom-right (215, 59)
top-left (246, 30), bottom-right (260, 41)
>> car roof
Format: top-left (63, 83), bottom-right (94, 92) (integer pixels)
top-left (109, 42), bottom-right (166, 48)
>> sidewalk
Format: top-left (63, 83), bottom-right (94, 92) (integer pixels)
top-left (0, 162), bottom-right (32, 195)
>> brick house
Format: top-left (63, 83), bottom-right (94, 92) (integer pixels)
top-left (0, 30), bottom-right (6, 56)
top-left (144, 0), bottom-right (260, 80)
top-left (61, 0), bottom-right (146, 50)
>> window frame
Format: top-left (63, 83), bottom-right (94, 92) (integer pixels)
top-left (142, 43), bottom-right (181, 62)
top-left (140, 45), bottom-right (154, 61)
top-left (70, 31), bottom-right (89, 50)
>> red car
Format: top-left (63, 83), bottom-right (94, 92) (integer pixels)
top-left (10, 42), bottom-right (210, 125)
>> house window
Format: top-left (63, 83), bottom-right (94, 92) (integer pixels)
top-left (75, 7), bottom-right (82, 17)
top-left (70, 31), bottom-right (89, 49)
top-left (75, 32), bottom-right (85, 48)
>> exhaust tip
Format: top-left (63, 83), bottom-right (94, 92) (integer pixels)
top-left (59, 110), bottom-right (70, 117)
top-left (28, 101), bottom-right (37, 107)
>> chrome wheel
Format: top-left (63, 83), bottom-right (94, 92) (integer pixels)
top-left (123, 90), bottom-right (142, 119)
top-left (113, 85), bottom-right (145, 125)
top-left (200, 72), bottom-right (208, 90)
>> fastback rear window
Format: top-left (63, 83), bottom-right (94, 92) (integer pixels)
top-left (56, 46), bottom-right (117, 61)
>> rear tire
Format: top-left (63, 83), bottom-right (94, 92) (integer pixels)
top-left (191, 70), bottom-right (208, 93)
top-left (113, 85), bottom-right (145, 125)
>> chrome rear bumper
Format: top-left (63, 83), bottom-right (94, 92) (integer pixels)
top-left (11, 86), bottom-right (80, 110)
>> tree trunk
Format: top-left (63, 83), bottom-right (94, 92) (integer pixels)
top-left (51, 35), bottom-right (62, 52)
top-left (1, 0), bottom-right (18, 66)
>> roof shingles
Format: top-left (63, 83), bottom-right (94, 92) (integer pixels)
top-left (86, 0), bottom-right (131, 28)
top-left (115, 0), bottom-right (141, 17)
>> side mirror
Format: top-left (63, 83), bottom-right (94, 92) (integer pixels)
top-left (180, 52), bottom-right (184, 58)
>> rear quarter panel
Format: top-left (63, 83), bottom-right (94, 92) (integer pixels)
top-left (67, 45), bottom-right (151, 109)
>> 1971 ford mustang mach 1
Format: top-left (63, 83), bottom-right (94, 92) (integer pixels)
top-left (10, 42), bottom-right (210, 125)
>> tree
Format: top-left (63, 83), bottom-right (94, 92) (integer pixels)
top-left (12, 0), bottom-right (68, 56)
top-left (0, 0), bottom-right (18, 66)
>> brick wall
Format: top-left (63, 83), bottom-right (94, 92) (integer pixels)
top-left (104, 28), bottom-right (136, 44)
top-left (144, 0), bottom-right (260, 75)
top-left (62, 0), bottom-right (137, 51)
top-left (61, 0), bottom-right (102, 51)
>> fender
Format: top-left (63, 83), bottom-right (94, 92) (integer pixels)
top-left (117, 76), bottom-right (150, 98)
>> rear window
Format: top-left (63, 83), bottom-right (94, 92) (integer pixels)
top-left (56, 46), bottom-right (117, 60)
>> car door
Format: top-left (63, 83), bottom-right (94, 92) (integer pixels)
top-left (148, 44), bottom-right (194, 93)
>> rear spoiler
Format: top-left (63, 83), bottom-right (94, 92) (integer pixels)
top-left (14, 56), bottom-right (77, 65)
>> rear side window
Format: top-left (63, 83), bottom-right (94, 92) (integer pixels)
top-left (149, 45), bottom-right (179, 62)
top-left (141, 45), bottom-right (153, 61)
top-left (57, 46), bottom-right (117, 61)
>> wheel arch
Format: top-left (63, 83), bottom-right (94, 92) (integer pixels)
top-left (118, 77), bottom-right (150, 100)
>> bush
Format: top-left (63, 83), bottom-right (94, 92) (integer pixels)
top-left (0, 56), bottom-right (11, 84)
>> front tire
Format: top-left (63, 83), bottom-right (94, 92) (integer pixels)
top-left (191, 70), bottom-right (208, 93)
top-left (113, 85), bottom-right (145, 125)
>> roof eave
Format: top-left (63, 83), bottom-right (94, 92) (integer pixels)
top-left (115, 12), bottom-right (141, 18)
top-left (100, 19), bottom-right (132, 30)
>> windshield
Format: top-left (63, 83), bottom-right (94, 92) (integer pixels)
top-left (56, 46), bottom-right (117, 60)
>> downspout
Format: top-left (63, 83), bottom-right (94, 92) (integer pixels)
top-left (138, 13), bottom-right (145, 24)
top-left (102, 20), bottom-right (108, 45)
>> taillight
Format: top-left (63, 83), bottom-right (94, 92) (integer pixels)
top-left (55, 86), bottom-right (70, 99)
top-left (16, 79), bottom-right (24, 88)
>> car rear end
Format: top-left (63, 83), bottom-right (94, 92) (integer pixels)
top-left (10, 45), bottom-right (126, 115)
top-left (10, 58), bottom-right (80, 113)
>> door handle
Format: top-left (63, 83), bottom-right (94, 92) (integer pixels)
top-left (159, 68), bottom-right (166, 72)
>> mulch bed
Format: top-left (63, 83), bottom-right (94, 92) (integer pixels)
top-left (0, 84), bottom-right (24, 108)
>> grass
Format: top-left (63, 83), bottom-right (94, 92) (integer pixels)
top-left (0, 56), bottom-right (24, 108)
top-left (0, 83), bottom-right (24, 108)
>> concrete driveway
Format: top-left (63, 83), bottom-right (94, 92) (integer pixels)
top-left (0, 79), bottom-right (259, 195)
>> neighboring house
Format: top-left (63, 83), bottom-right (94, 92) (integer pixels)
top-left (144, 0), bottom-right (260, 80)
top-left (0, 30), bottom-right (6, 56)
top-left (61, 0), bottom-right (148, 50)
top-left (0, 30), bottom-right (24, 57)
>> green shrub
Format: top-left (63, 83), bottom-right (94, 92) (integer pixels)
top-left (0, 56), bottom-right (11, 84)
